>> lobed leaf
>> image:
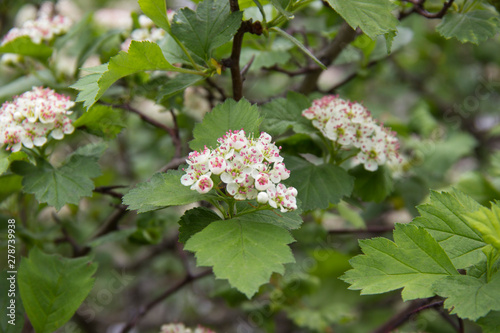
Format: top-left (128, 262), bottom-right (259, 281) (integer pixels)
top-left (18, 248), bottom-right (97, 333)
top-left (324, 0), bottom-right (398, 39)
top-left (437, 10), bottom-right (500, 44)
top-left (341, 224), bottom-right (460, 301)
top-left (178, 207), bottom-right (221, 243)
top-left (184, 216), bottom-right (295, 298)
top-left (171, 0), bottom-right (243, 61)
top-left (189, 98), bottom-right (262, 151)
top-left (11, 144), bottom-right (105, 210)
top-left (464, 203), bottom-right (500, 251)
top-left (73, 41), bottom-right (177, 110)
top-left (434, 272), bottom-right (500, 321)
top-left (413, 190), bottom-right (485, 269)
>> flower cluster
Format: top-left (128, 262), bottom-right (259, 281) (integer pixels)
top-left (302, 95), bottom-right (402, 171)
top-left (181, 130), bottom-right (298, 212)
top-left (1, 15), bottom-right (72, 45)
top-left (0, 87), bottom-right (75, 152)
top-left (120, 14), bottom-right (171, 51)
top-left (160, 323), bottom-right (214, 333)
top-left (1, 2), bottom-right (72, 65)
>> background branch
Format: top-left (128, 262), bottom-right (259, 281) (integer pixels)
top-left (119, 269), bottom-right (212, 333)
top-left (299, 21), bottom-right (358, 94)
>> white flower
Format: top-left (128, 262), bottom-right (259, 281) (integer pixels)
top-left (191, 174), bottom-right (213, 194)
top-left (138, 15), bottom-right (154, 28)
top-left (254, 172), bottom-right (271, 191)
top-left (303, 95), bottom-right (403, 172)
top-left (181, 130), bottom-right (298, 212)
top-left (120, 13), bottom-right (170, 51)
top-left (1, 6), bottom-right (72, 47)
top-left (0, 86), bottom-right (75, 152)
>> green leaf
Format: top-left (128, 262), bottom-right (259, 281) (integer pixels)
top-left (158, 34), bottom-right (204, 65)
top-left (72, 41), bottom-right (177, 110)
top-left (157, 74), bottom-right (205, 102)
top-left (413, 190), bottom-right (485, 269)
top-left (171, 0), bottom-right (243, 61)
top-left (270, 27), bottom-right (326, 70)
top-left (324, 0), bottom-right (398, 39)
top-left (477, 311), bottom-right (500, 333)
top-left (71, 64), bottom-right (108, 110)
top-left (236, 207), bottom-right (303, 230)
top-left (73, 105), bottom-right (125, 139)
top-left (269, 0), bottom-right (293, 19)
top-left (12, 144), bottom-right (104, 210)
top-left (0, 150), bottom-right (29, 175)
top-left (1, 270), bottom-right (25, 333)
top-left (18, 248), bottom-right (97, 333)
top-left (465, 203), bottom-right (500, 251)
top-left (189, 98), bottom-right (262, 150)
top-left (341, 224), bottom-right (459, 301)
top-left (384, 30), bottom-right (397, 54)
top-left (184, 217), bottom-right (295, 298)
top-left (349, 164), bottom-right (394, 203)
top-left (0, 36), bottom-right (53, 60)
top-left (284, 156), bottom-right (354, 211)
top-left (437, 10), bottom-right (500, 44)
top-left (178, 207), bottom-right (221, 243)
top-left (139, 0), bottom-right (171, 32)
top-left (0, 175), bottom-right (23, 203)
top-left (122, 170), bottom-right (215, 213)
top-left (433, 272), bottom-right (500, 320)
top-left (260, 92), bottom-right (315, 137)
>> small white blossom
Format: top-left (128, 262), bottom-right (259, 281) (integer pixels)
top-left (302, 95), bottom-right (403, 172)
top-left (1, 6), bottom-right (72, 46)
top-left (181, 130), bottom-right (298, 212)
top-left (0, 87), bottom-right (75, 152)
top-left (160, 323), bottom-right (215, 333)
top-left (120, 13), bottom-right (171, 51)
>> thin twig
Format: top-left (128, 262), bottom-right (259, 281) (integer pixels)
top-left (240, 55), bottom-right (255, 76)
top-left (119, 236), bottom-right (178, 271)
top-left (227, 0), bottom-right (244, 100)
top-left (158, 156), bottom-right (188, 173)
top-left (52, 213), bottom-right (90, 257)
top-left (326, 58), bottom-right (384, 93)
top-left (402, 0), bottom-right (455, 19)
top-left (263, 65), bottom-right (319, 76)
top-left (299, 21), bottom-right (358, 94)
top-left (93, 185), bottom-right (126, 199)
top-left (119, 269), bottom-right (212, 333)
top-left (435, 306), bottom-right (461, 332)
top-left (101, 102), bottom-right (183, 154)
top-left (372, 299), bottom-right (445, 333)
top-left (169, 109), bottom-right (182, 158)
top-left (91, 205), bottom-right (129, 239)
